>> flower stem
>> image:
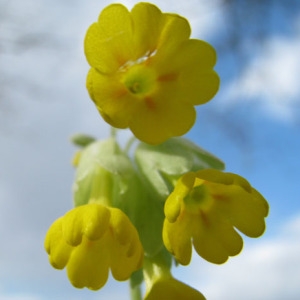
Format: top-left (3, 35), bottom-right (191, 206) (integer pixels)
top-left (110, 126), bottom-right (117, 138)
top-left (130, 281), bottom-right (142, 300)
top-left (124, 135), bottom-right (137, 154)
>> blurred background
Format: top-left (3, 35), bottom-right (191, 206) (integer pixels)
top-left (1, 0), bottom-right (299, 299)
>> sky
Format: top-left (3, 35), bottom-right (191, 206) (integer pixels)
top-left (0, 0), bottom-right (300, 299)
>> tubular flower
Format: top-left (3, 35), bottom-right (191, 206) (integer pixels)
top-left (163, 169), bottom-right (269, 265)
top-left (44, 203), bottom-right (143, 290)
top-left (85, 2), bottom-right (219, 144)
top-left (143, 250), bottom-right (206, 300)
top-left (144, 274), bottom-right (206, 300)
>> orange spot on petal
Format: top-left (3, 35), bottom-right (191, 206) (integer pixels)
top-left (113, 87), bottom-right (128, 99)
top-left (158, 73), bottom-right (178, 82)
top-left (145, 97), bottom-right (156, 110)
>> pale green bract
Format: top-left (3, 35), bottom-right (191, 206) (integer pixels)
top-left (135, 137), bottom-right (225, 200)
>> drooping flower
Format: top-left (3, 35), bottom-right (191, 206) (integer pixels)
top-left (44, 203), bottom-right (143, 290)
top-left (144, 274), bottom-right (206, 300)
top-left (163, 169), bottom-right (269, 265)
top-left (85, 3), bottom-right (219, 144)
top-left (143, 249), bottom-right (206, 300)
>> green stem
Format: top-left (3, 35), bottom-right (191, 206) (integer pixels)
top-left (130, 281), bottom-right (142, 300)
top-left (110, 126), bottom-right (117, 138)
top-left (124, 135), bottom-right (137, 154)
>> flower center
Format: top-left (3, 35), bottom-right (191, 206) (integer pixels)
top-left (122, 64), bottom-right (156, 96)
top-left (185, 185), bottom-right (206, 205)
top-left (184, 181), bottom-right (213, 212)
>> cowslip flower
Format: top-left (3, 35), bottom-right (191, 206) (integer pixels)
top-left (144, 274), bottom-right (206, 300)
top-left (143, 250), bottom-right (205, 300)
top-left (163, 169), bottom-right (269, 265)
top-left (85, 2), bottom-right (219, 144)
top-left (44, 203), bottom-right (143, 290)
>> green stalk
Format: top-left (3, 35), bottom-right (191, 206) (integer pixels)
top-left (130, 280), bottom-right (142, 300)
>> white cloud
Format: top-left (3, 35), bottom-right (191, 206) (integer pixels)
top-left (174, 214), bottom-right (300, 300)
top-left (224, 31), bottom-right (300, 122)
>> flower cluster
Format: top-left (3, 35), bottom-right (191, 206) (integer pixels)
top-left (44, 2), bottom-right (270, 300)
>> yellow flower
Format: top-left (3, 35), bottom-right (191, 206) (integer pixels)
top-left (44, 203), bottom-right (143, 290)
top-left (85, 3), bottom-right (219, 144)
top-left (143, 251), bottom-right (206, 300)
top-left (163, 169), bottom-right (269, 265)
top-left (144, 275), bottom-right (206, 300)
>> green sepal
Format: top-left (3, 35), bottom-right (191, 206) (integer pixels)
top-left (73, 138), bottom-right (165, 256)
top-left (112, 170), bottom-right (165, 257)
top-left (73, 138), bottom-right (133, 206)
top-left (70, 133), bottom-right (96, 147)
top-left (135, 137), bottom-right (225, 201)
top-left (130, 269), bottom-right (144, 289)
top-left (143, 246), bottom-right (173, 284)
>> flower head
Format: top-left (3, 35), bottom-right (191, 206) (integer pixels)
top-left (85, 3), bottom-right (219, 144)
top-left (44, 203), bottom-right (143, 290)
top-left (144, 275), bottom-right (206, 300)
top-left (163, 169), bottom-right (269, 265)
top-left (143, 248), bottom-right (206, 300)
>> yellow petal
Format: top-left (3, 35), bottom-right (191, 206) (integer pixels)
top-left (165, 172), bottom-right (195, 222)
top-left (84, 4), bottom-right (134, 73)
top-left (192, 218), bottom-right (229, 264)
top-left (131, 3), bottom-right (164, 58)
top-left (109, 208), bottom-right (136, 246)
top-left (67, 235), bottom-right (111, 290)
top-left (192, 208), bottom-right (243, 264)
top-left (87, 68), bottom-right (137, 128)
top-left (108, 208), bottom-right (143, 280)
top-left (222, 185), bottom-right (267, 237)
top-left (129, 94), bottom-right (196, 145)
top-left (82, 204), bottom-right (111, 240)
top-left (251, 188), bottom-right (269, 217)
top-left (44, 218), bottom-right (73, 269)
top-left (110, 240), bottom-right (143, 281)
top-left (163, 218), bottom-right (192, 265)
top-left (151, 40), bottom-right (220, 105)
top-left (156, 13), bottom-right (191, 59)
top-left (61, 204), bottom-right (110, 246)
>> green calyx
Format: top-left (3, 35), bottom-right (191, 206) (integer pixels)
top-left (135, 137), bottom-right (225, 201)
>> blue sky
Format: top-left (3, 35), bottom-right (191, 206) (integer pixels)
top-left (0, 0), bottom-right (300, 299)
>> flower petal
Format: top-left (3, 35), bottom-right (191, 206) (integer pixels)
top-left (67, 235), bottom-right (110, 290)
top-left (61, 203), bottom-right (110, 246)
top-left (163, 218), bottom-right (192, 265)
top-left (192, 210), bottom-right (243, 264)
top-left (84, 4), bottom-right (134, 73)
top-left (156, 13), bottom-right (191, 58)
top-left (129, 94), bottom-right (196, 145)
top-left (44, 218), bottom-right (72, 269)
top-left (87, 68), bottom-right (137, 128)
top-left (165, 172), bottom-right (195, 222)
top-left (149, 40), bottom-right (219, 107)
top-left (131, 3), bottom-right (164, 58)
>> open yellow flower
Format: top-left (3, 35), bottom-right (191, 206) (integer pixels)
top-left (85, 2), bottom-right (219, 144)
top-left (44, 203), bottom-right (143, 290)
top-left (163, 169), bottom-right (269, 265)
